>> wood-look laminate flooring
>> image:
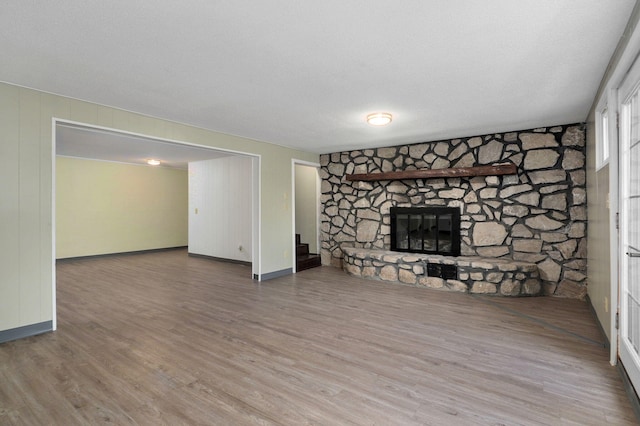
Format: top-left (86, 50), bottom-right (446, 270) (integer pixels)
top-left (0, 249), bottom-right (636, 425)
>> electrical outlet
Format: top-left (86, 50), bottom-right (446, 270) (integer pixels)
top-left (605, 296), bottom-right (609, 313)
top-left (238, 245), bottom-right (243, 252)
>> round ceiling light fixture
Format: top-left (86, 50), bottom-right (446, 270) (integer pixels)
top-left (147, 159), bottom-right (161, 166)
top-left (366, 112), bottom-right (393, 126)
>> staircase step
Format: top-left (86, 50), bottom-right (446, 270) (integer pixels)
top-left (296, 243), bottom-right (309, 256)
top-left (295, 234), bottom-right (320, 271)
top-left (296, 254), bottom-right (322, 272)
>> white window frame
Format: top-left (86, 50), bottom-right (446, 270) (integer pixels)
top-left (596, 104), bottom-right (610, 170)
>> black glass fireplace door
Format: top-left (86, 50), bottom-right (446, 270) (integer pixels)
top-left (390, 207), bottom-right (460, 256)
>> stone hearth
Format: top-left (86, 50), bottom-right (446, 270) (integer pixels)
top-left (320, 124), bottom-right (587, 299)
top-left (342, 247), bottom-right (541, 296)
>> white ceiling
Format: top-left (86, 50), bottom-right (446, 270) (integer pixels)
top-left (1, 1), bottom-right (637, 157)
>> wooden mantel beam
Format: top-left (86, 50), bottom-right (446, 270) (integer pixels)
top-left (345, 162), bottom-right (517, 182)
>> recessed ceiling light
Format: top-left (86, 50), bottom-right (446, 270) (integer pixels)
top-left (367, 112), bottom-right (393, 126)
top-left (147, 159), bottom-right (161, 166)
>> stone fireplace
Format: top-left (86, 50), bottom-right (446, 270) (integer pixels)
top-left (319, 124), bottom-right (587, 298)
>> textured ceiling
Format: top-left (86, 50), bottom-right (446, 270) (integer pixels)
top-left (1, 1), bottom-right (636, 157)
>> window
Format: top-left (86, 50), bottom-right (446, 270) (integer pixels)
top-left (597, 107), bottom-right (610, 170)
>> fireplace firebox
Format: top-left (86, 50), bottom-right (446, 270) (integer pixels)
top-left (390, 207), bottom-right (461, 256)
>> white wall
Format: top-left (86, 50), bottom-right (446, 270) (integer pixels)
top-left (295, 164), bottom-right (318, 253)
top-left (189, 156), bottom-right (252, 262)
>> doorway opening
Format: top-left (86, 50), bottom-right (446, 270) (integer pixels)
top-left (53, 119), bottom-right (261, 327)
top-left (292, 160), bottom-right (321, 272)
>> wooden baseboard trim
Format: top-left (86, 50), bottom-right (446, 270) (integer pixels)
top-left (56, 246), bottom-right (188, 263)
top-left (253, 268), bottom-right (293, 281)
top-left (0, 321), bottom-right (53, 344)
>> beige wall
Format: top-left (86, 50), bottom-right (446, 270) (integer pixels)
top-left (0, 82), bottom-right (317, 332)
top-left (56, 157), bottom-right (188, 259)
top-left (586, 125), bottom-right (612, 338)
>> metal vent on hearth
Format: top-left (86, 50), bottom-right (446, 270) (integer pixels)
top-left (427, 263), bottom-right (457, 280)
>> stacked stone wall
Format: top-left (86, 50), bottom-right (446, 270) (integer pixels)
top-left (319, 124), bottom-right (587, 298)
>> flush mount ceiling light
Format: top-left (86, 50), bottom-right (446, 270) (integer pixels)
top-left (366, 112), bottom-right (393, 126)
top-left (147, 159), bottom-right (161, 166)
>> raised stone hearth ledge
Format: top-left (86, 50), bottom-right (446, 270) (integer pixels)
top-left (342, 246), bottom-right (542, 296)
